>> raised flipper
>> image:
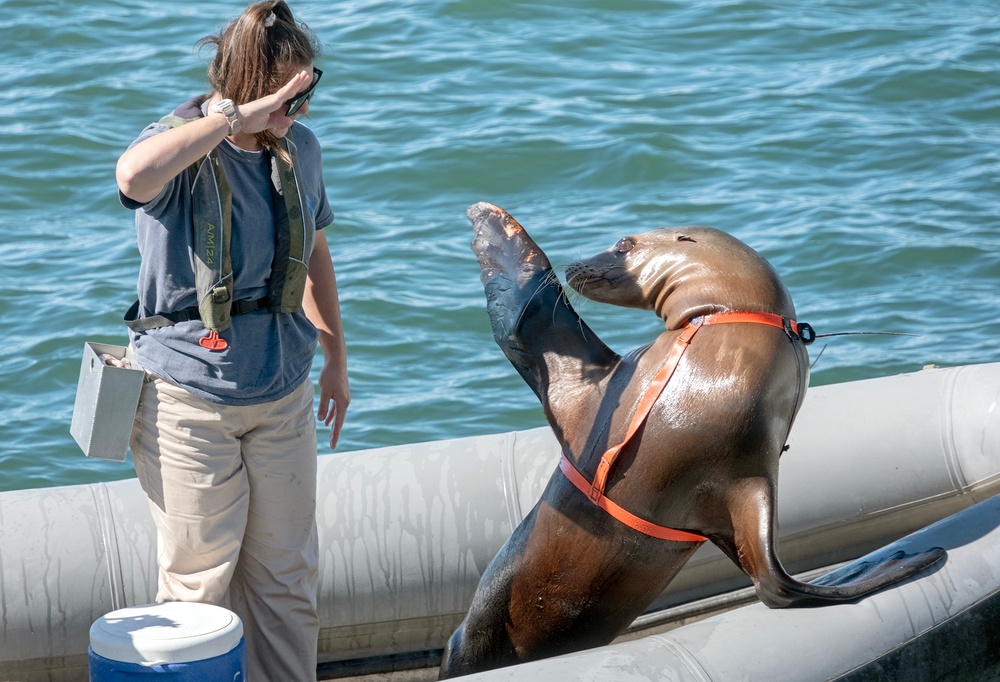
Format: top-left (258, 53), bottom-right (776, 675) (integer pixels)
top-left (467, 202), bottom-right (618, 408)
top-left (717, 476), bottom-right (946, 608)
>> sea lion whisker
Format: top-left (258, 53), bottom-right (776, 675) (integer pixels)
top-left (559, 290), bottom-right (595, 341)
top-left (558, 268), bottom-right (610, 341)
top-left (511, 272), bottom-right (562, 330)
top-left (563, 280), bottom-right (596, 320)
top-left (548, 275), bottom-right (592, 335)
top-left (542, 270), bottom-right (562, 287)
top-left (562, 270), bottom-right (593, 303)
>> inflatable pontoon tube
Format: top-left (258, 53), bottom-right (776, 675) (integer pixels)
top-left (0, 362), bottom-right (997, 680)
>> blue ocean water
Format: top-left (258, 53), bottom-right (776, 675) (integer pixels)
top-left (1, 0), bottom-right (997, 492)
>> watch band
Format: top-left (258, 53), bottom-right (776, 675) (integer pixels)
top-left (211, 98), bottom-right (242, 135)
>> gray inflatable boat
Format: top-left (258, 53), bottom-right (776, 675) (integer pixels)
top-left (2, 362), bottom-right (998, 680)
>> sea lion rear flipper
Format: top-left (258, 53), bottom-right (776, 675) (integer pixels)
top-left (467, 202), bottom-right (617, 404)
top-left (722, 476), bottom-right (946, 608)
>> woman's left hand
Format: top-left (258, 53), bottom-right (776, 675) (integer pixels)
top-left (317, 358), bottom-right (350, 449)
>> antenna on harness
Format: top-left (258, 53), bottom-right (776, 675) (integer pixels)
top-left (807, 330), bottom-right (920, 370)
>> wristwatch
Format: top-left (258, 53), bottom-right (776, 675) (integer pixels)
top-left (211, 98), bottom-right (242, 135)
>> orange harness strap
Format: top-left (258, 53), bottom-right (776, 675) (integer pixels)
top-left (559, 311), bottom-right (812, 543)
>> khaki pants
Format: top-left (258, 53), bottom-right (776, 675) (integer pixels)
top-left (131, 375), bottom-right (319, 682)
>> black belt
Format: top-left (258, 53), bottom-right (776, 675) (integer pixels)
top-left (124, 296), bottom-right (269, 333)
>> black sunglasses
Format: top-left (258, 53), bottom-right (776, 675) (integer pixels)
top-left (285, 67), bottom-right (322, 116)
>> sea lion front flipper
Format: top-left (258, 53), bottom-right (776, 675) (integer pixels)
top-left (467, 202), bottom-right (618, 409)
top-left (721, 476), bottom-right (946, 608)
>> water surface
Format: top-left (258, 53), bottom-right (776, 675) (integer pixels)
top-left (1, 0), bottom-right (997, 491)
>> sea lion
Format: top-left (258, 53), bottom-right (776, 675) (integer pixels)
top-left (438, 202), bottom-right (945, 678)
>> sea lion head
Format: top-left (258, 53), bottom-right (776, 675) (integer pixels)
top-left (565, 226), bottom-right (795, 330)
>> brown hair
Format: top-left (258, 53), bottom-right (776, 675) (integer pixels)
top-left (199, 1), bottom-right (321, 160)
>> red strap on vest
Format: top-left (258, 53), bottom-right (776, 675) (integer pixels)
top-left (559, 311), bottom-right (803, 543)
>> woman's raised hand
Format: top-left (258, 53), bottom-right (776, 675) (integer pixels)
top-left (236, 69), bottom-right (313, 134)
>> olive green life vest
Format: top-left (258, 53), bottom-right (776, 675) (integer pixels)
top-left (126, 115), bottom-right (311, 334)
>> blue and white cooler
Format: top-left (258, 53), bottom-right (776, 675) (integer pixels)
top-left (88, 602), bottom-right (246, 681)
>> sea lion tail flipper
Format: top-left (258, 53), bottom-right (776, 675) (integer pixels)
top-left (722, 477), bottom-right (946, 608)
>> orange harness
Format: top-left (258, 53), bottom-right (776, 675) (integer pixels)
top-left (558, 311), bottom-right (814, 543)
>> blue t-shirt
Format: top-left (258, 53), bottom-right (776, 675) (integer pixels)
top-left (122, 107), bottom-right (334, 407)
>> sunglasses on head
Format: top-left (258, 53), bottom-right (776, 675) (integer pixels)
top-left (285, 67), bottom-right (323, 116)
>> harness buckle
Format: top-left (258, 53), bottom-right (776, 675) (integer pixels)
top-left (210, 285), bottom-right (232, 305)
top-left (782, 316), bottom-right (799, 343)
top-left (780, 316), bottom-right (816, 345)
top-left (591, 456), bottom-right (613, 501)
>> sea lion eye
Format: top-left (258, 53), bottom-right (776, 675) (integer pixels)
top-left (676, 235), bottom-right (696, 243)
top-left (616, 238), bottom-right (635, 254)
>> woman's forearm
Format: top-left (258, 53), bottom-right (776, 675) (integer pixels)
top-left (303, 229), bottom-right (350, 447)
top-left (116, 113), bottom-right (231, 204)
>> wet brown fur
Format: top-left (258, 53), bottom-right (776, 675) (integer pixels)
top-left (439, 203), bottom-right (944, 678)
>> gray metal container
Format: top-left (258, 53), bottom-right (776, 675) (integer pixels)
top-left (69, 342), bottom-right (143, 461)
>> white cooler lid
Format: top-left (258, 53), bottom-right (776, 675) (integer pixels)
top-left (89, 602), bottom-right (243, 665)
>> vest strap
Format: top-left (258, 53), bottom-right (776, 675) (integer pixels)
top-left (270, 137), bottom-right (311, 314)
top-left (191, 150), bottom-right (234, 332)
